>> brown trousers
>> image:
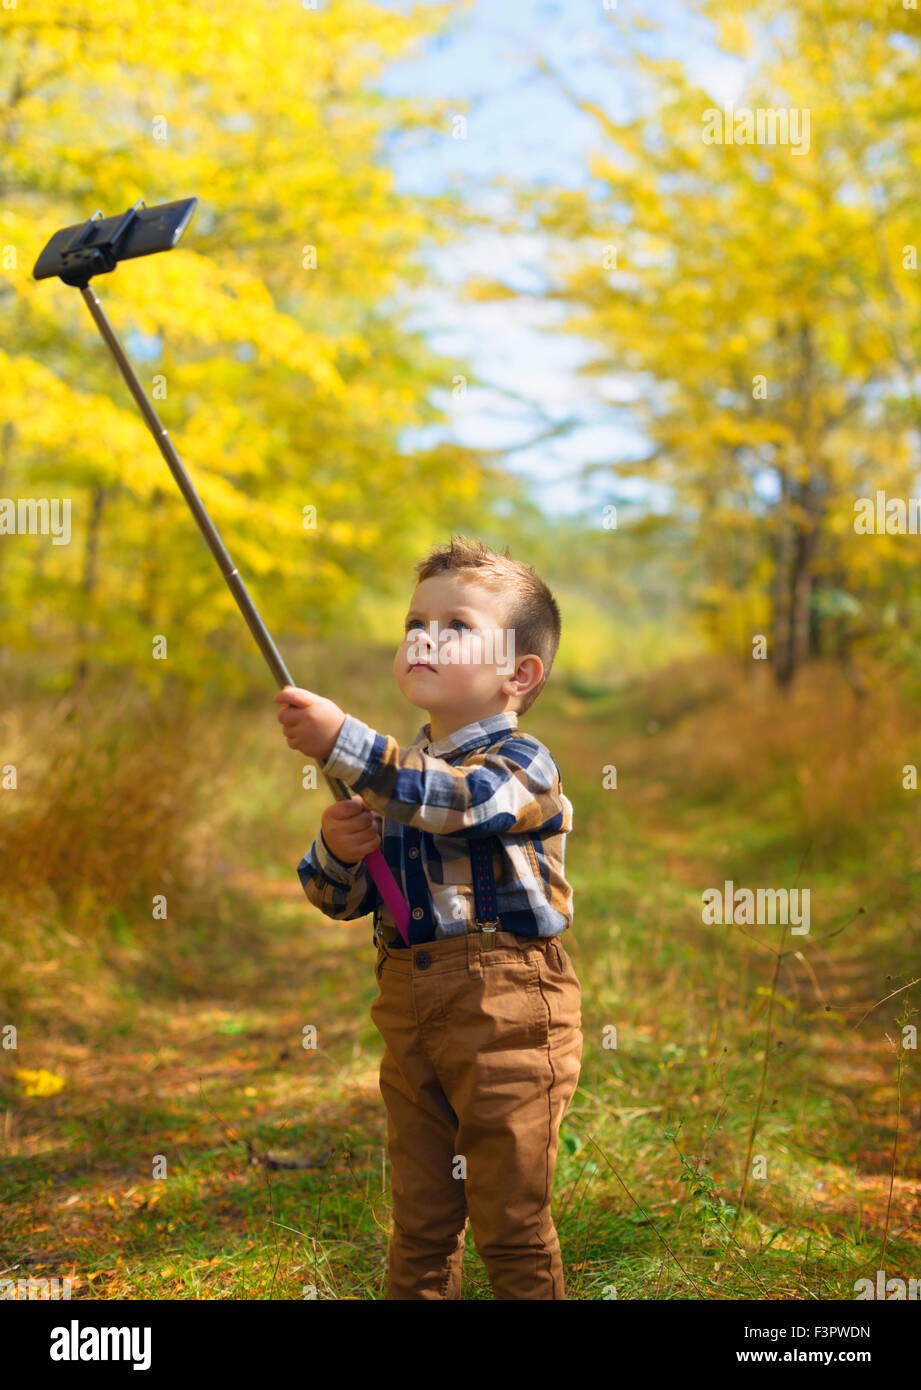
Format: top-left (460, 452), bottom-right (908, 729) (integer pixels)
top-left (369, 929), bottom-right (583, 1300)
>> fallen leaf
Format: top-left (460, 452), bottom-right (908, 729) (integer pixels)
top-left (14, 1068), bottom-right (66, 1097)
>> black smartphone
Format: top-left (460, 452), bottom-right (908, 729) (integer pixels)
top-left (33, 197), bottom-right (198, 284)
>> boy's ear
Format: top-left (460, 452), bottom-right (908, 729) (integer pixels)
top-left (504, 653), bottom-right (542, 703)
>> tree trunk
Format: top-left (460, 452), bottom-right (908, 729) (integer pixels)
top-left (139, 488), bottom-right (164, 626)
top-left (0, 421), bottom-right (11, 679)
top-left (72, 484), bottom-right (107, 695)
top-left (773, 318), bottom-right (822, 689)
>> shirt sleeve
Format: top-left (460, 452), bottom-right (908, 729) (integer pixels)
top-left (296, 820), bottom-right (381, 920)
top-left (319, 714), bottom-right (567, 839)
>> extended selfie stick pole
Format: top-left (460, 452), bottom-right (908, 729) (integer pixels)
top-left (33, 199), bottom-right (411, 944)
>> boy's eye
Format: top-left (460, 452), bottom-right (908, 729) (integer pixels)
top-left (405, 618), bottom-right (469, 632)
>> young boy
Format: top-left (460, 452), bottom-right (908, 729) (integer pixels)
top-left (275, 536), bottom-right (582, 1300)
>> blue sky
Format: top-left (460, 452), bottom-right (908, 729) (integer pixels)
top-left (373, 0), bottom-right (749, 519)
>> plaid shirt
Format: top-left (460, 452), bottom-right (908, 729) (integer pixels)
top-left (296, 710), bottom-right (574, 945)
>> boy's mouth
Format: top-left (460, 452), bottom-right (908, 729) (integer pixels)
top-left (408, 662), bottom-right (436, 673)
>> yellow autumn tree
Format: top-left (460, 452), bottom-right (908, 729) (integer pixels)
top-left (0, 0), bottom-right (504, 697)
top-left (467, 0), bottom-right (921, 688)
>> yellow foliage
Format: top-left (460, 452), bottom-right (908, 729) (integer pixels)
top-left (717, 15), bottom-right (751, 54)
top-left (14, 1068), bottom-right (66, 1097)
top-left (1, 0), bottom-right (489, 689)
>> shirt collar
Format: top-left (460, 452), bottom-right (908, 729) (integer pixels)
top-left (411, 710), bottom-right (519, 759)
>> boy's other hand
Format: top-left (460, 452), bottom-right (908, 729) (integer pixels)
top-left (321, 796), bottom-right (381, 865)
top-left (275, 686), bottom-right (346, 761)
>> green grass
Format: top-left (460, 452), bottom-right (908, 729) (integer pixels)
top-left (1, 649), bottom-right (919, 1299)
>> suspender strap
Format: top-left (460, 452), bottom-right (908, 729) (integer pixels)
top-left (375, 837), bottom-right (502, 950)
top-left (469, 837), bottom-right (501, 949)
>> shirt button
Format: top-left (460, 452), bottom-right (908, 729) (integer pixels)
top-left (415, 952), bottom-right (432, 970)
top-left (409, 848), bottom-right (419, 859)
top-left (412, 907), bottom-right (424, 920)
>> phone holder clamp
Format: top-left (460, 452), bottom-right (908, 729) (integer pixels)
top-left (57, 200), bottom-right (147, 288)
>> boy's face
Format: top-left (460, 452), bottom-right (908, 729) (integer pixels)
top-left (393, 574), bottom-right (543, 740)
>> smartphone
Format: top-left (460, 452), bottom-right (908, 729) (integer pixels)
top-left (33, 197), bottom-right (198, 284)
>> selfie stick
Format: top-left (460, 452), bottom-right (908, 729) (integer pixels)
top-left (33, 198), bottom-right (411, 944)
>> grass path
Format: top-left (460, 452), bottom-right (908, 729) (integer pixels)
top-left (3, 680), bottom-right (920, 1299)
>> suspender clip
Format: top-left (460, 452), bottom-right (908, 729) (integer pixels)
top-left (477, 919), bottom-right (499, 950)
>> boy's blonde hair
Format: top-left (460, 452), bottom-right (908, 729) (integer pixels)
top-left (413, 536), bottom-right (561, 714)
